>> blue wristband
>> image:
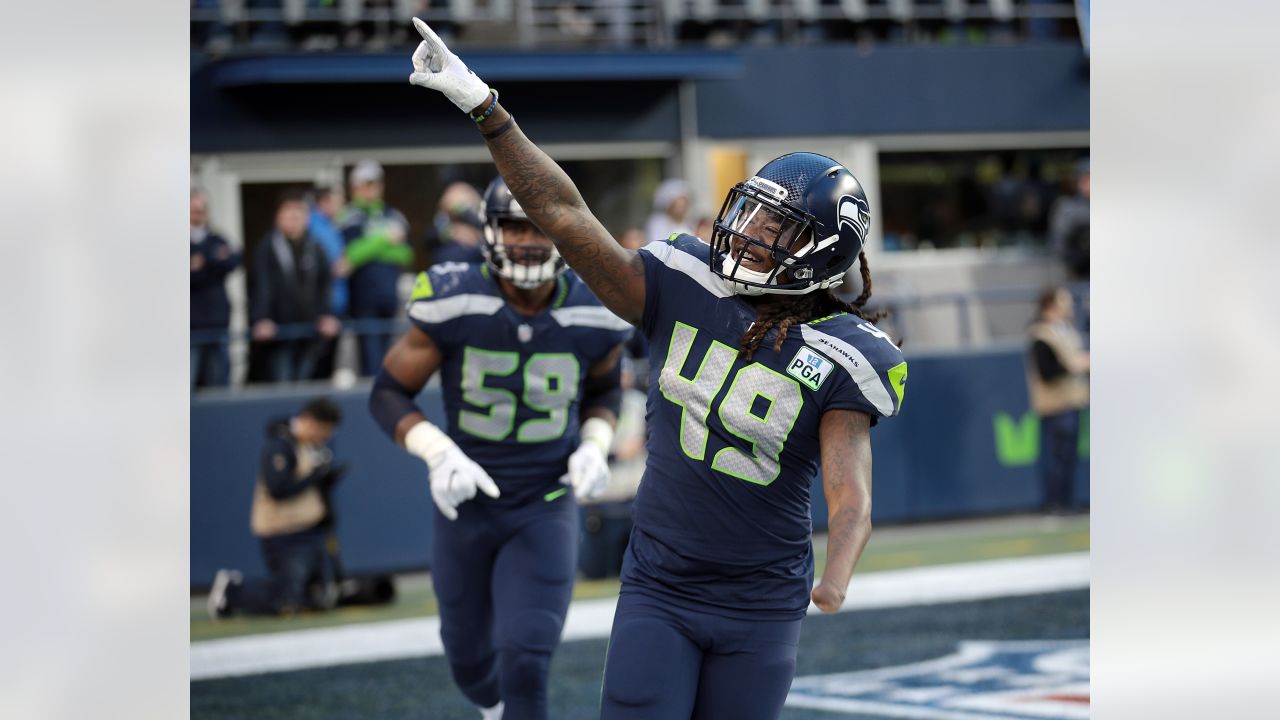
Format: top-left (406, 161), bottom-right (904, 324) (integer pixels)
top-left (470, 89), bottom-right (499, 123)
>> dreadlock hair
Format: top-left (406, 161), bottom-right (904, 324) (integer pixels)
top-left (738, 251), bottom-right (889, 361)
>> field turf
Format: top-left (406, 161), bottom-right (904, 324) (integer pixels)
top-left (192, 515), bottom-right (1089, 718)
top-left (191, 589), bottom-right (1088, 719)
top-left (191, 514), bottom-right (1089, 642)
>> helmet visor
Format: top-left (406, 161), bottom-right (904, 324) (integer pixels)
top-left (711, 185), bottom-right (814, 290)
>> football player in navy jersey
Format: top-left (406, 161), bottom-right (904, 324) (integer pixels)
top-left (405, 19), bottom-right (907, 720)
top-left (368, 176), bottom-right (631, 720)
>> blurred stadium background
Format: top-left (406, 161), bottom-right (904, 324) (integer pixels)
top-left (190, 1), bottom-right (1090, 717)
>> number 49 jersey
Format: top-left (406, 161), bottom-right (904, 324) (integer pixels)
top-left (407, 263), bottom-right (631, 506)
top-left (627, 234), bottom-right (907, 620)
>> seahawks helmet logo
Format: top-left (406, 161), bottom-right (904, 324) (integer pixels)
top-left (837, 195), bottom-right (870, 239)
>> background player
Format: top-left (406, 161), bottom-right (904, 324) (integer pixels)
top-left (368, 175), bottom-right (630, 720)
top-left (405, 19), bottom-right (905, 719)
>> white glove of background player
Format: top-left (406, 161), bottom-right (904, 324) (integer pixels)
top-left (561, 417), bottom-right (614, 501)
top-left (405, 421), bottom-right (500, 520)
top-left (428, 445), bottom-right (501, 521)
top-left (408, 18), bottom-right (492, 113)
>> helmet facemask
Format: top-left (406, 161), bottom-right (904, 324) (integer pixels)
top-left (711, 177), bottom-right (843, 296)
top-left (483, 219), bottom-right (565, 290)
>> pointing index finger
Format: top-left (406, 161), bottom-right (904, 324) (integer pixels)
top-left (412, 17), bottom-right (442, 48)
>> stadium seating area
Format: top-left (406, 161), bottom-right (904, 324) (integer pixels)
top-left (191, 0), bottom-right (1084, 53)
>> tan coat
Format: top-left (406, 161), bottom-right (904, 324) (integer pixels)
top-left (250, 438), bottom-right (327, 538)
top-left (1026, 320), bottom-right (1089, 416)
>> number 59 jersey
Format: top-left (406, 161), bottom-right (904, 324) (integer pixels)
top-left (627, 234), bottom-right (907, 619)
top-left (407, 263), bottom-right (632, 506)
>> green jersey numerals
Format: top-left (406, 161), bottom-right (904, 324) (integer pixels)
top-left (658, 322), bottom-right (804, 485)
top-left (458, 348), bottom-right (579, 443)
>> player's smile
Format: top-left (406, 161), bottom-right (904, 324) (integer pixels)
top-left (730, 241), bottom-right (771, 272)
top-left (727, 202), bottom-right (792, 273)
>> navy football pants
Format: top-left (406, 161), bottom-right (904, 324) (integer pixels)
top-left (601, 590), bottom-right (802, 720)
top-left (432, 491), bottom-right (578, 720)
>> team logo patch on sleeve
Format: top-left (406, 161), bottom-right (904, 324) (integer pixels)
top-left (787, 346), bottom-right (833, 391)
top-left (410, 272), bottom-right (434, 300)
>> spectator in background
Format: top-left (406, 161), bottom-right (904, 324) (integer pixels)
top-left (1026, 287), bottom-right (1089, 515)
top-left (310, 185), bottom-right (349, 317)
top-left (310, 185), bottom-right (350, 380)
top-left (251, 191), bottom-right (341, 383)
top-left (427, 181), bottom-right (485, 265)
top-left (692, 215), bottom-right (714, 242)
top-left (341, 160), bottom-right (413, 375)
top-left (1048, 157), bottom-right (1090, 280)
top-left (644, 178), bottom-right (692, 242)
top-left (208, 398), bottom-right (347, 618)
top-left (616, 227), bottom-right (646, 252)
top-left (190, 189), bottom-right (241, 389)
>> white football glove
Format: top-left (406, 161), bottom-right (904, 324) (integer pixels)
top-left (408, 18), bottom-right (492, 114)
top-left (405, 421), bottom-right (500, 521)
top-left (561, 417), bottom-right (614, 501)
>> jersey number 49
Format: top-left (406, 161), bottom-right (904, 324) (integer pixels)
top-left (659, 322), bottom-right (804, 486)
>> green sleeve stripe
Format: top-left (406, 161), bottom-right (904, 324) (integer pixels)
top-left (551, 276), bottom-right (570, 309)
top-left (805, 311), bottom-right (847, 325)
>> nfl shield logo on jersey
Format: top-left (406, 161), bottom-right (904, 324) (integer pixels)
top-left (786, 640), bottom-right (1089, 719)
top-left (517, 323), bottom-right (534, 343)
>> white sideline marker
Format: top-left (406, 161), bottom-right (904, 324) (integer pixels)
top-left (190, 552), bottom-right (1088, 681)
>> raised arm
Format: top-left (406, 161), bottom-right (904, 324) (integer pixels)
top-left (811, 408), bottom-right (875, 613)
top-left (406, 19), bottom-right (646, 325)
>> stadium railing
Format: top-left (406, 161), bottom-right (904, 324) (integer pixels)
top-left (191, 0), bottom-right (1082, 51)
top-left (872, 279), bottom-right (1089, 349)
top-left (191, 280), bottom-right (1088, 388)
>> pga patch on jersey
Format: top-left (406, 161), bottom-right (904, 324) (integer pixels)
top-left (787, 345), bottom-right (834, 391)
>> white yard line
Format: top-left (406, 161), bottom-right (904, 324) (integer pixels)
top-left (190, 552), bottom-right (1088, 681)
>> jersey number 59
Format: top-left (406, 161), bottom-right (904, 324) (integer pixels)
top-left (659, 322), bottom-right (803, 486)
top-left (458, 348), bottom-right (579, 443)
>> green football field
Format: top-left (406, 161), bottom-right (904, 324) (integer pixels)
top-left (191, 513), bottom-right (1089, 720)
top-left (193, 590), bottom-right (1088, 720)
top-left (191, 513), bottom-right (1089, 641)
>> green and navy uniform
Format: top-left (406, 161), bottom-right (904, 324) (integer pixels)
top-left (407, 261), bottom-right (630, 720)
top-left (601, 234), bottom-right (906, 719)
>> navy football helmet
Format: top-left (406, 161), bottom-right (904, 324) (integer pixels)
top-left (481, 176), bottom-right (566, 289)
top-left (710, 152), bottom-right (870, 295)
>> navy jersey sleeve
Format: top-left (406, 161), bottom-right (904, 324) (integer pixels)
top-left (403, 263), bottom-right (501, 347)
top-left (800, 315), bottom-right (907, 421)
top-left (638, 233), bottom-right (729, 339)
